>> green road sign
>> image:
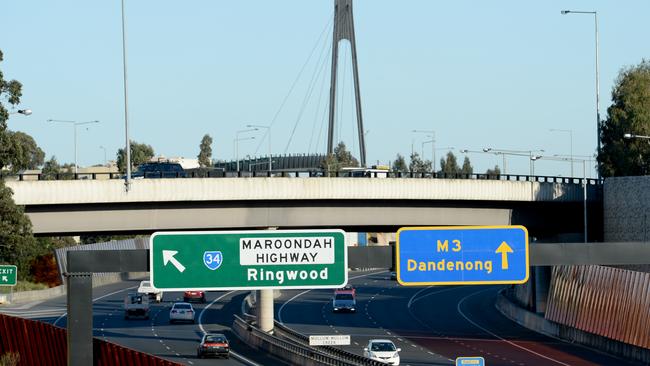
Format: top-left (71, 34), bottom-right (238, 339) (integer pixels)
top-left (150, 230), bottom-right (347, 291)
top-left (0, 265), bottom-right (17, 286)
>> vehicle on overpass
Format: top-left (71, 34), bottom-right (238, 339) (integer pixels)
top-left (130, 162), bottom-right (187, 179)
top-left (363, 339), bottom-right (401, 365)
top-left (197, 333), bottom-right (230, 359)
top-left (123, 293), bottom-right (149, 320)
top-left (332, 288), bottom-right (356, 313)
top-left (169, 302), bottom-right (195, 324)
top-left (137, 280), bottom-right (163, 303)
top-left (339, 165), bottom-right (389, 178)
top-left (183, 290), bottom-right (206, 303)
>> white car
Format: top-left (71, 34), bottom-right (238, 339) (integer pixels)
top-left (363, 339), bottom-right (401, 365)
top-left (169, 302), bottom-right (195, 324)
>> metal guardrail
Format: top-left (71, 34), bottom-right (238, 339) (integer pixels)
top-left (232, 315), bottom-right (384, 366)
top-left (1, 169), bottom-right (601, 185)
top-left (273, 321), bottom-right (386, 366)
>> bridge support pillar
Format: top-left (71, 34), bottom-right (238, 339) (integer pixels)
top-left (257, 289), bottom-right (274, 332)
top-left (66, 272), bottom-right (93, 366)
top-left (534, 266), bottom-right (550, 314)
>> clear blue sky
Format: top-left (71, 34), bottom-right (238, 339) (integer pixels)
top-left (2, 0), bottom-right (649, 177)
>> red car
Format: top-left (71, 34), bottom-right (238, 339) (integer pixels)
top-left (184, 290), bottom-right (206, 303)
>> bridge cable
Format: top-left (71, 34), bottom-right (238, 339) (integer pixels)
top-left (253, 14), bottom-right (334, 156)
top-left (284, 14), bottom-right (338, 153)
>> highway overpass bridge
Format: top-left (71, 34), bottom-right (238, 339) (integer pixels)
top-left (6, 176), bottom-right (602, 239)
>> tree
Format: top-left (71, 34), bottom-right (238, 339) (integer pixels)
top-left (116, 142), bottom-right (154, 173)
top-left (0, 180), bottom-right (38, 280)
top-left (198, 134), bottom-right (213, 168)
top-left (599, 60), bottom-right (650, 177)
top-left (41, 156), bottom-right (73, 180)
top-left (440, 151), bottom-right (460, 175)
top-left (485, 165), bottom-right (501, 177)
top-left (5, 131), bottom-right (45, 172)
top-left (461, 156), bottom-right (473, 175)
top-left (392, 154), bottom-right (408, 173)
top-left (409, 152), bottom-right (431, 173)
top-left (0, 49), bottom-right (25, 171)
top-left (322, 142), bottom-right (359, 172)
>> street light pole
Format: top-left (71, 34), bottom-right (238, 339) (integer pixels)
top-left (562, 10), bottom-right (600, 179)
top-left (235, 128), bottom-right (257, 173)
top-left (247, 124), bottom-right (271, 172)
top-left (47, 119), bottom-right (99, 175)
top-left (550, 128), bottom-right (574, 176)
top-left (121, 0), bottom-right (132, 191)
top-left (413, 129), bottom-right (436, 171)
top-left (99, 146), bottom-right (107, 166)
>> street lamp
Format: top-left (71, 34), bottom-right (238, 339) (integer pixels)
top-left (47, 119), bottom-right (100, 175)
top-left (624, 133), bottom-right (650, 141)
top-left (9, 109), bottom-right (32, 116)
top-left (121, 0), bottom-right (132, 191)
top-left (532, 155), bottom-right (589, 242)
top-left (235, 128), bottom-right (257, 173)
top-left (413, 129), bottom-right (436, 171)
top-left (247, 124), bottom-right (272, 172)
top-left (99, 145), bottom-right (107, 166)
top-left (482, 147), bottom-right (545, 176)
top-left (550, 128), bottom-right (574, 176)
top-left (562, 9), bottom-right (600, 179)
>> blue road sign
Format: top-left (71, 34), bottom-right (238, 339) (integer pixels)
top-left (397, 226), bottom-right (529, 286)
top-left (456, 356), bottom-right (485, 366)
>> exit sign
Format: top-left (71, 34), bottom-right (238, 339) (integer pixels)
top-left (0, 265), bottom-right (17, 286)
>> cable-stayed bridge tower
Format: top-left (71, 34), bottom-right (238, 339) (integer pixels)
top-left (327, 0), bottom-right (366, 167)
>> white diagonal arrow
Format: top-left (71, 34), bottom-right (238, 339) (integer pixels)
top-left (162, 250), bottom-right (186, 273)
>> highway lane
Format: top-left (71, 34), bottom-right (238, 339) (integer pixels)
top-left (0, 280), bottom-right (287, 366)
top-left (277, 270), bottom-right (641, 366)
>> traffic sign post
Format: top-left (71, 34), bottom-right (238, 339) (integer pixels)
top-left (397, 226), bottom-right (529, 286)
top-left (0, 265), bottom-right (17, 286)
top-left (150, 230), bottom-right (347, 290)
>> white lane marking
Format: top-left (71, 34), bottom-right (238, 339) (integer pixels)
top-left (198, 291), bottom-right (262, 366)
top-left (278, 270), bottom-right (386, 324)
top-left (53, 285), bottom-right (138, 326)
top-left (457, 288), bottom-right (570, 366)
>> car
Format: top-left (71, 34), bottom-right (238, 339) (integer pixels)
top-left (130, 162), bottom-right (187, 179)
top-left (123, 293), bottom-right (149, 320)
top-left (197, 333), bottom-right (230, 359)
top-left (338, 284), bottom-right (356, 295)
top-left (169, 302), bottom-right (195, 324)
top-left (137, 280), bottom-right (163, 303)
top-left (332, 289), bottom-right (356, 313)
top-left (184, 290), bottom-right (206, 303)
top-left (363, 339), bottom-right (401, 365)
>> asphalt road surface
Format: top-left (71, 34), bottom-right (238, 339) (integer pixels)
top-left (276, 270), bottom-right (641, 366)
top-left (1, 271), bottom-right (643, 366)
top-left (1, 279), bottom-right (287, 365)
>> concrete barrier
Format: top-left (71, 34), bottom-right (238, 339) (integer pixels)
top-left (0, 272), bottom-right (148, 304)
top-left (496, 290), bottom-right (650, 364)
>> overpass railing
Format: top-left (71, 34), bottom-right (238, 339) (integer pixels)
top-left (1, 169), bottom-right (601, 185)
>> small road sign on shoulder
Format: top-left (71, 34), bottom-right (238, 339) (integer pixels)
top-left (397, 225), bottom-right (529, 286)
top-left (0, 265), bottom-right (17, 286)
top-left (150, 229), bottom-right (347, 291)
top-left (456, 356), bottom-right (485, 365)
top-left (309, 335), bottom-right (351, 346)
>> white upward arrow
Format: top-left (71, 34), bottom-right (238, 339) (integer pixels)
top-left (162, 250), bottom-right (186, 273)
